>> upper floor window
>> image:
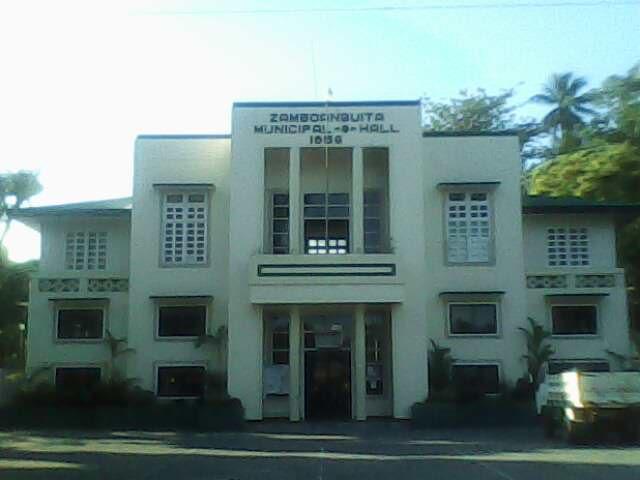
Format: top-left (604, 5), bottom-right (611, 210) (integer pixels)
top-left (547, 227), bottom-right (589, 267)
top-left (304, 193), bottom-right (349, 254)
top-left (65, 231), bottom-right (107, 270)
top-left (271, 193), bottom-right (290, 255)
top-left (157, 305), bottom-right (207, 338)
top-left (364, 190), bottom-right (384, 253)
top-left (446, 192), bottom-right (491, 263)
top-left (162, 192), bottom-right (208, 266)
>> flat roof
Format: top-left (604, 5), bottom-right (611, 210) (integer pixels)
top-left (523, 195), bottom-right (640, 214)
top-left (234, 100), bottom-right (420, 108)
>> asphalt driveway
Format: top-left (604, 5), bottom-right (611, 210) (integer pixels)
top-left (0, 421), bottom-right (639, 479)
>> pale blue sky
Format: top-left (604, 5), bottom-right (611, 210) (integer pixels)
top-left (1, 0), bottom-right (639, 260)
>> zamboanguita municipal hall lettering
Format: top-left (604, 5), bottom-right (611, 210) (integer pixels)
top-left (253, 111), bottom-right (400, 144)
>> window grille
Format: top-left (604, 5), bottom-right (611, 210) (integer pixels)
top-left (446, 192), bottom-right (491, 263)
top-left (547, 227), bottom-right (589, 266)
top-left (65, 231), bottom-right (107, 270)
top-left (162, 193), bottom-right (208, 265)
top-left (304, 193), bottom-right (349, 254)
top-left (272, 193), bottom-right (289, 254)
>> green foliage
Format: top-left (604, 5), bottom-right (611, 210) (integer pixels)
top-left (518, 317), bottom-right (554, 383)
top-left (0, 171), bottom-right (42, 244)
top-left (531, 72), bottom-right (595, 153)
top-left (427, 339), bottom-right (453, 392)
top-left (422, 89), bottom-right (544, 167)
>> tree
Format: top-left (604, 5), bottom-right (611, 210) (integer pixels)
top-left (422, 88), bottom-right (545, 167)
top-left (0, 171), bottom-right (42, 245)
top-left (0, 171), bottom-right (41, 368)
top-left (519, 317), bottom-right (554, 384)
top-left (530, 72), bottom-right (595, 153)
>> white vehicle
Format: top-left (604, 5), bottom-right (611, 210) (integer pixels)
top-left (536, 363), bottom-right (640, 443)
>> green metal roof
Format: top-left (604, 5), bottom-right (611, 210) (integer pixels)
top-left (523, 195), bottom-right (640, 214)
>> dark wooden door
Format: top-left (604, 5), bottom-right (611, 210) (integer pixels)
top-left (305, 349), bottom-right (351, 420)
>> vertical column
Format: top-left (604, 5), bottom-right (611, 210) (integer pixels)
top-left (289, 148), bottom-right (301, 254)
top-left (352, 148), bottom-right (364, 254)
top-left (289, 306), bottom-right (301, 421)
top-left (354, 304), bottom-right (367, 420)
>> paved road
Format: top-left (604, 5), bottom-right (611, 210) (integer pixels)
top-left (1, 421), bottom-right (639, 479)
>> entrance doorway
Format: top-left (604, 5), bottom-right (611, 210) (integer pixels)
top-left (305, 349), bottom-right (351, 420)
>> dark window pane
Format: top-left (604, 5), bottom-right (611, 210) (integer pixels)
top-left (188, 194), bottom-right (205, 203)
top-left (273, 207), bottom-right (289, 218)
top-left (328, 206), bottom-right (349, 218)
top-left (304, 193), bottom-right (326, 205)
top-left (272, 351), bottom-right (289, 365)
top-left (166, 194), bottom-right (183, 203)
top-left (552, 306), bottom-right (597, 335)
top-left (273, 330), bottom-right (289, 349)
top-left (273, 235), bottom-right (289, 247)
top-left (304, 331), bottom-right (315, 348)
top-left (57, 309), bottom-right (103, 339)
top-left (364, 218), bottom-right (380, 232)
top-left (273, 219), bottom-right (288, 233)
top-left (157, 366), bottom-right (205, 397)
top-left (364, 190), bottom-right (381, 204)
top-left (364, 205), bottom-right (380, 217)
top-left (449, 304), bottom-right (497, 335)
top-left (304, 207), bottom-right (325, 218)
top-left (273, 193), bottom-right (289, 205)
top-left (55, 367), bottom-right (101, 391)
top-left (158, 306), bottom-right (206, 337)
top-left (328, 193), bottom-right (349, 205)
top-left (452, 365), bottom-right (499, 394)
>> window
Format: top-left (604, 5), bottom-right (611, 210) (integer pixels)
top-left (448, 303), bottom-right (498, 335)
top-left (57, 308), bottom-right (104, 340)
top-left (156, 365), bottom-right (205, 398)
top-left (364, 190), bottom-right (383, 253)
top-left (55, 367), bottom-right (101, 391)
top-left (446, 192), bottom-right (491, 263)
top-left (65, 231), bottom-right (107, 270)
top-left (548, 360), bottom-right (609, 374)
top-left (158, 305), bottom-right (206, 338)
top-left (272, 325), bottom-right (289, 365)
top-left (547, 227), bottom-right (589, 266)
top-left (551, 305), bottom-right (598, 335)
top-left (272, 193), bottom-right (289, 254)
top-left (365, 313), bottom-right (389, 396)
top-left (452, 364), bottom-right (500, 395)
top-left (162, 192), bottom-right (208, 266)
top-left (304, 193), bottom-right (349, 254)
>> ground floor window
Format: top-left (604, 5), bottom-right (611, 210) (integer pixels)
top-left (548, 360), bottom-right (610, 374)
top-left (156, 365), bottom-right (205, 398)
top-left (448, 303), bottom-right (497, 335)
top-left (158, 305), bottom-right (207, 338)
top-left (551, 305), bottom-right (597, 335)
top-left (451, 363), bottom-right (500, 395)
top-left (56, 308), bottom-right (104, 340)
top-left (55, 367), bottom-right (101, 391)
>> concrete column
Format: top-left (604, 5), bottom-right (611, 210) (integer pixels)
top-left (289, 148), bottom-right (301, 254)
top-left (352, 148), bottom-right (364, 253)
top-left (354, 304), bottom-right (367, 420)
top-left (289, 306), bottom-right (301, 421)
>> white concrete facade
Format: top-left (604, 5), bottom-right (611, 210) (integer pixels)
top-left (14, 101), bottom-right (636, 421)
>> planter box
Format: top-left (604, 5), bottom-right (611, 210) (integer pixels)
top-left (410, 401), bottom-right (537, 429)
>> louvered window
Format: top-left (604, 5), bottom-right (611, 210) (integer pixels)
top-left (162, 193), bottom-right (208, 266)
top-left (547, 227), bottom-right (589, 266)
top-left (65, 232), bottom-right (107, 270)
top-left (446, 192), bottom-right (491, 263)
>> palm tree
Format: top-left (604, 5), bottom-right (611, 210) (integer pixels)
top-left (518, 317), bottom-right (554, 384)
top-left (531, 73), bottom-right (595, 153)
